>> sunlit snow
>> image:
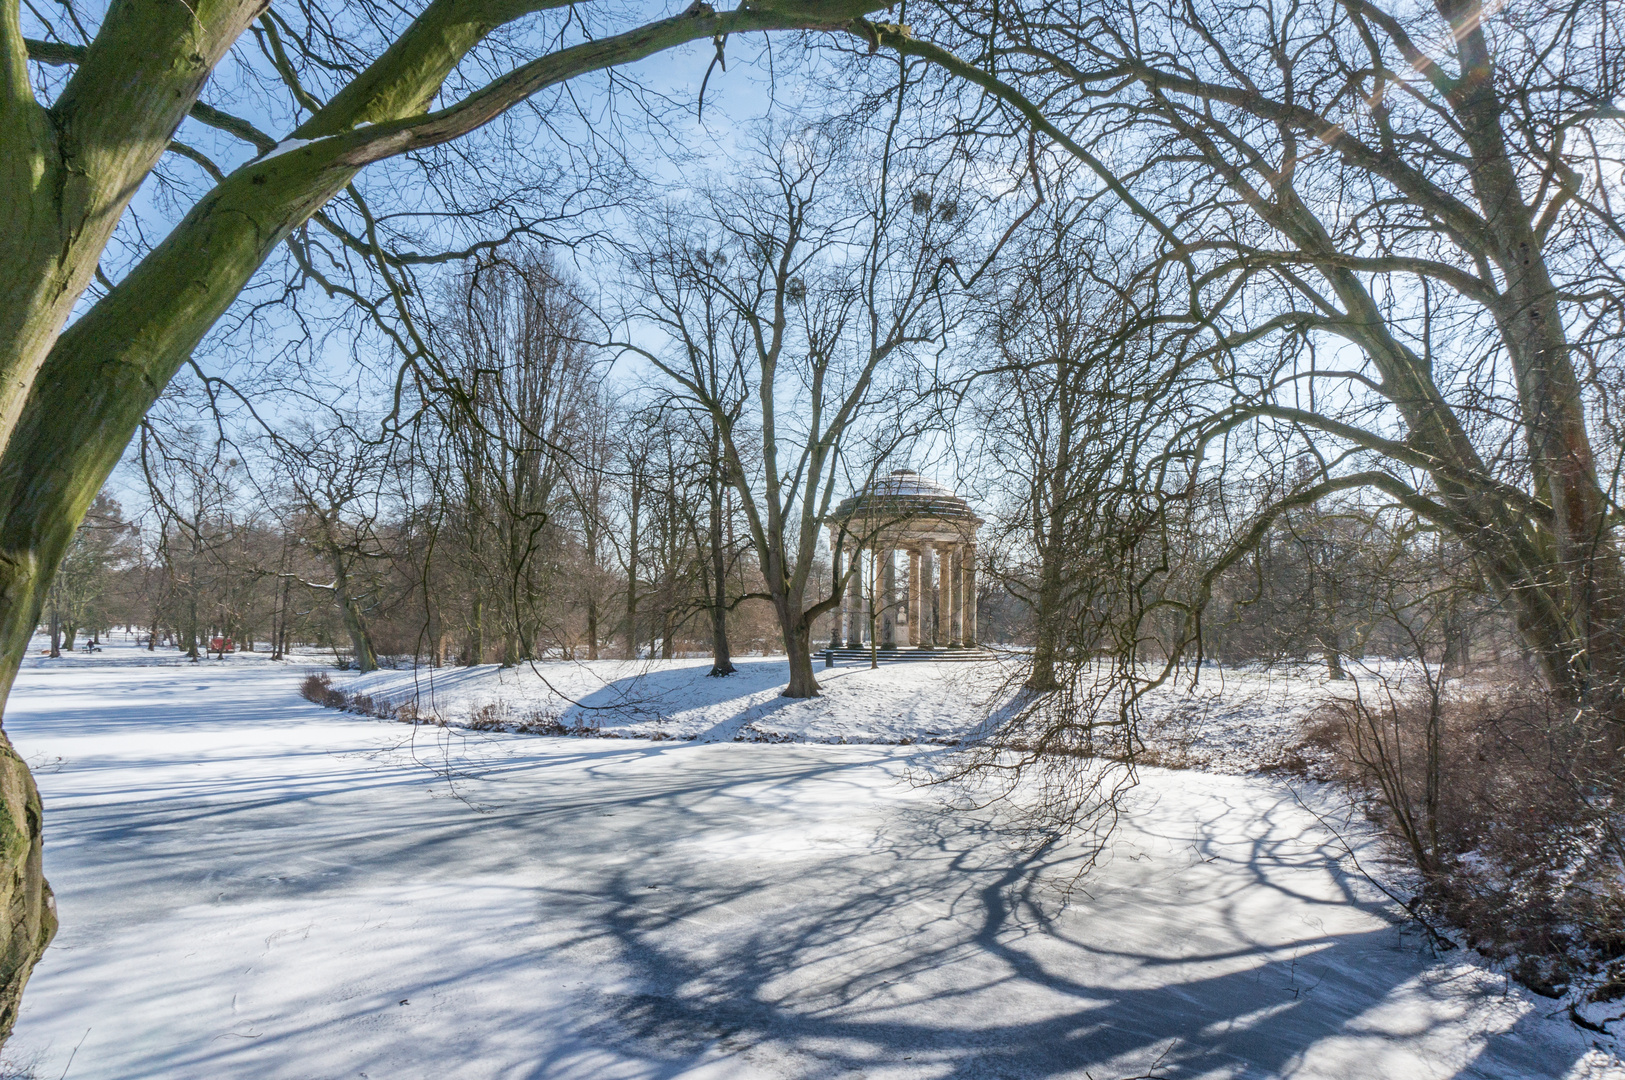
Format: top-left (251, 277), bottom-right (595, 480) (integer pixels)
top-left (0, 640), bottom-right (1613, 1078)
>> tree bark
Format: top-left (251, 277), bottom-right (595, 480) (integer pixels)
top-left (777, 597), bottom-right (821, 698)
top-left (466, 591), bottom-right (484, 666)
top-left (706, 433), bottom-right (734, 677)
top-left (624, 478), bottom-right (641, 660)
top-left (335, 583), bottom-right (378, 674)
top-left (1028, 517), bottom-right (1064, 690)
top-left (183, 596), bottom-right (200, 661)
top-left (0, 734), bottom-right (53, 1042)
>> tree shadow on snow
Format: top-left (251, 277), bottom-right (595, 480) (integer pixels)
top-left (548, 785), bottom-right (1592, 1079)
top-left (17, 713), bottom-right (1597, 1080)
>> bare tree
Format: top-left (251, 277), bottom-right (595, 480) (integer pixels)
top-left (431, 249), bottom-right (596, 665)
top-left (972, 202), bottom-right (1167, 690)
top-left (276, 422), bottom-right (390, 673)
top-left (878, 0), bottom-right (1625, 712)
top-left (560, 385), bottom-right (620, 661)
top-left (622, 123), bottom-right (960, 696)
top-left (43, 494), bottom-right (137, 654)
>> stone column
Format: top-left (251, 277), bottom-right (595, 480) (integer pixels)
top-left (880, 548), bottom-right (897, 648)
top-left (948, 543), bottom-right (964, 646)
top-left (906, 548), bottom-right (921, 648)
top-left (918, 545), bottom-right (935, 647)
top-left (963, 543), bottom-right (978, 646)
top-left (937, 541), bottom-right (954, 648)
top-left (845, 545), bottom-right (863, 647)
top-left (829, 538), bottom-right (844, 649)
top-left (899, 548), bottom-right (916, 647)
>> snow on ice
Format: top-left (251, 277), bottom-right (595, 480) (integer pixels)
top-left (0, 640), bottom-right (1615, 1078)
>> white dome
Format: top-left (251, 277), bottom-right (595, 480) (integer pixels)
top-left (831, 470), bottom-right (981, 526)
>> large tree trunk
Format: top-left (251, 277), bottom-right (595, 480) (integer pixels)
top-left (1027, 533), bottom-right (1064, 692)
top-left (0, 492), bottom-right (87, 1047)
top-left (1026, 368), bottom-right (1076, 693)
top-left (0, 2), bottom-right (263, 457)
top-left (779, 610), bottom-right (820, 698)
top-left (183, 595), bottom-right (200, 661)
top-left (337, 590), bottom-right (378, 674)
top-left (0, 734), bottom-right (54, 1042)
top-left (772, 586), bottom-right (821, 698)
top-left (1429, 0), bottom-right (1625, 708)
top-left (327, 549), bottom-right (377, 674)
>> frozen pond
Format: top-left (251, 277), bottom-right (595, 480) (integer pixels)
top-left (1, 646), bottom-right (1611, 1078)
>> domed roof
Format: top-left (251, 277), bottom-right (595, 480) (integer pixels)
top-left (831, 470), bottom-right (982, 526)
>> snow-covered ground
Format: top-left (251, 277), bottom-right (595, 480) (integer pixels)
top-left (0, 641), bottom-right (1615, 1078)
top-left (340, 655), bottom-right (1348, 773)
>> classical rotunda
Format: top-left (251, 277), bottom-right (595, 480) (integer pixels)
top-left (826, 469), bottom-right (985, 654)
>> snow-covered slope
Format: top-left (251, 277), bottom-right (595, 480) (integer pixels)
top-left (0, 643), bottom-right (1612, 1078)
top-left (340, 655), bottom-right (1352, 773)
top-left (344, 655), bottom-right (1016, 745)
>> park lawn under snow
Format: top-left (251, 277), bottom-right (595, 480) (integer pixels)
top-left (0, 640), bottom-right (1616, 1078)
top-left (340, 653), bottom-right (1355, 773)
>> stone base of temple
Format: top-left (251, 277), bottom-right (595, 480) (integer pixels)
top-left (821, 646), bottom-right (997, 667)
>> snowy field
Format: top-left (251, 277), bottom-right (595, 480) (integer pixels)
top-left (0, 640), bottom-right (1616, 1078)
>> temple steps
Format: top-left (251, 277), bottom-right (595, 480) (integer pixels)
top-left (821, 646), bottom-right (998, 664)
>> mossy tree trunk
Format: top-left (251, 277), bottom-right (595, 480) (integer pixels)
top-left (327, 550), bottom-right (378, 675)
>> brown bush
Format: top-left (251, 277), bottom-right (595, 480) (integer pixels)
top-left (1308, 685), bottom-right (1625, 997)
top-left (466, 703), bottom-right (510, 732)
top-left (513, 706), bottom-right (571, 736)
top-left (300, 672), bottom-right (333, 704)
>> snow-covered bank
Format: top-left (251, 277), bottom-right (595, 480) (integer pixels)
top-left (0, 644), bottom-right (1613, 1078)
top-left (338, 655), bottom-right (1350, 773)
top-left (342, 655), bottom-right (1013, 746)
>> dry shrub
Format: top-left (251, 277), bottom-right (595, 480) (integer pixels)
top-left (1309, 685), bottom-right (1625, 997)
top-left (299, 672), bottom-right (331, 703)
top-left (301, 673), bottom-right (441, 725)
top-left (514, 706), bottom-right (570, 736)
top-left (468, 702), bottom-right (576, 733)
top-left (0, 1050), bottom-right (42, 1080)
top-left (305, 680), bottom-right (587, 737)
top-left (466, 702), bottom-right (510, 732)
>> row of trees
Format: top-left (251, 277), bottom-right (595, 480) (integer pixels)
top-left (77, 150), bottom-right (1528, 711)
